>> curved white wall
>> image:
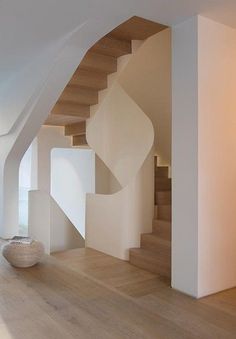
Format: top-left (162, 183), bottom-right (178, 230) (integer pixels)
top-left (86, 71), bottom-right (154, 259)
top-left (119, 29), bottom-right (172, 166)
top-left (51, 148), bottom-right (95, 238)
top-left (87, 83), bottom-right (154, 186)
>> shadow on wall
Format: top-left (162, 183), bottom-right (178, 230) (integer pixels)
top-left (51, 148), bottom-right (95, 238)
top-left (19, 144), bottom-right (33, 236)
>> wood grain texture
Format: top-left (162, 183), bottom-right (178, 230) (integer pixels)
top-left (109, 16), bottom-right (167, 41)
top-left (60, 85), bottom-right (98, 106)
top-left (73, 134), bottom-right (87, 146)
top-left (50, 102), bottom-right (90, 118)
top-left (80, 52), bottom-right (117, 74)
top-left (130, 164), bottom-right (171, 277)
top-left (70, 68), bottom-right (108, 90)
top-left (53, 247), bottom-right (236, 339)
top-left (90, 36), bottom-right (132, 57)
top-left (65, 121), bottom-right (86, 136)
top-left (0, 239), bottom-right (235, 339)
top-left (45, 16), bottom-right (166, 127)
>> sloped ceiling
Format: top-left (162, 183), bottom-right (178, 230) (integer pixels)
top-left (0, 0), bottom-right (236, 84)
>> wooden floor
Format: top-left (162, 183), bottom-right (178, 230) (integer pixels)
top-left (0, 246), bottom-right (235, 339)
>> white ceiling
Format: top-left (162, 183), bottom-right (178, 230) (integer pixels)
top-left (1, 0), bottom-right (236, 85)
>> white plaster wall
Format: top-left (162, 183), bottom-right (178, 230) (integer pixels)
top-left (172, 16), bottom-right (236, 298)
top-left (95, 155), bottom-right (122, 195)
top-left (198, 16), bottom-right (236, 297)
top-left (35, 126), bottom-right (71, 192)
top-left (51, 148), bottom-right (95, 238)
top-left (86, 150), bottom-right (154, 259)
top-left (28, 190), bottom-right (85, 254)
top-left (119, 29), bottom-right (172, 166)
top-left (172, 17), bottom-right (199, 297)
top-left (87, 83), bottom-right (154, 187)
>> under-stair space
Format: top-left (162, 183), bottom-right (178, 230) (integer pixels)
top-left (129, 160), bottom-right (171, 279)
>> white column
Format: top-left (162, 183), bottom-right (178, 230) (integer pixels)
top-left (172, 16), bottom-right (199, 297)
top-left (172, 15), bottom-right (236, 298)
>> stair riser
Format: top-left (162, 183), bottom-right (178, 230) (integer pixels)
top-left (156, 205), bottom-right (171, 221)
top-left (141, 235), bottom-right (171, 255)
top-left (130, 252), bottom-right (171, 278)
top-left (152, 220), bottom-right (171, 241)
top-left (61, 87), bottom-right (98, 106)
top-left (156, 191), bottom-right (171, 205)
top-left (80, 52), bottom-right (117, 74)
top-left (65, 122), bottom-right (86, 136)
top-left (73, 135), bottom-right (87, 146)
top-left (155, 178), bottom-right (171, 191)
top-left (91, 36), bottom-right (132, 57)
top-left (155, 167), bottom-right (169, 178)
top-left (51, 103), bottom-right (90, 118)
top-left (70, 69), bottom-right (107, 90)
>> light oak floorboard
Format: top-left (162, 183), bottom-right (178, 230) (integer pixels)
top-left (0, 242), bottom-right (235, 338)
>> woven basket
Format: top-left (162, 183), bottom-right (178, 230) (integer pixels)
top-left (2, 241), bottom-right (44, 268)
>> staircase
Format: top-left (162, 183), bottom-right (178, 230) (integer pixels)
top-left (44, 16), bottom-right (166, 145)
top-left (129, 160), bottom-right (171, 279)
top-left (43, 17), bottom-right (170, 274)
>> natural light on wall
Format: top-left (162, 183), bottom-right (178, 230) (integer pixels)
top-left (19, 144), bottom-right (32, 236)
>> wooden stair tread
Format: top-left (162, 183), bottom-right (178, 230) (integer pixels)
top-left (155, 166), bottom-right (169, 178)
top-left (65, 121), bottom-right (86, 136)
top-left (156, 191), bottom-right (171, 205)
top-left (69, 68), bottom-right (108, 90)
top-left (45, 114), bottom-right (86, 126)
top-left (79, 52), bottom-right (117, 74)
top-left (155, 177), bottom-right (171, 191)
top-left (90, 36), bottom-right (132, 58)
top-left (141, 233), bottom-right (171, 254)
top-left (51, 102), bottom-right (90, 118)
top-left (129, 248), bottom-right (171, 278)
top-left (73, 134), bottom-right (88, 146)
top-left (153, 219), bottom-right (171, 241)
top-left (60, 85), bottom-right (98, 106)
top-left (109, 16), bottom-right (167, 41)
top-left (156, 205), bottom-right (171, 221)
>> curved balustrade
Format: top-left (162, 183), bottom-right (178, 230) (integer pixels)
top-left (86, 79), bottom-right (155, 259)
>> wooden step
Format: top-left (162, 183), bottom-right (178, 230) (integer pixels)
top-left (155, 166), bottom-right (169, 178)
top-left (80, 52), bottom-right (117, 74)
top-left (155, 178), bottom-right (171, 191)
top-left (60, 86), bottom-right (98, 106)
top-left (156, 191), bottom-right (171, 205)
top-left (109, 16), bottom-right (167, 41)
top-left (141, 233), bottom-right (171, 255)
top-left (73, 134), bottom-right (88, 146)
top-left (65, 121), bottom-right (86, 136)
top-left (45, 114), bottom-right (86, 126)
top-left (156, 205), bottom-right (171, 221)
top-left (129, 248), bottom-right (171, 278)
top-left (69, 69), bottom-right (107, 90)
top-left (153, 220), bottom-right (171, 241)
top-left (51, 102), bottom-right (90, 118)
top-left (90, 36), bottom-right (131, 57)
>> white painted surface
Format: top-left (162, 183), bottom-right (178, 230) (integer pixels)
top-left (51, 148), bottom-right (95, 238)
top-left (172, 17), bottom-right (199, 297)
top-left (87, 83), bottom-right (153, 187)
top-left (86, 150), bottom-right (154, 259)
top-left (198, 16), bottom-right (236, 297)
top-left (86, 65), bottom-right (154, 259)
top-left (19, 145), bottom-right (32, 233)
top-left (29, 190), bottom-right (84, 254)
top-left (172, 16), bottom-right (236, 297)
top-left (34, 126), bottom-right (71, 193)
top-left (119, 29), bottom-right (172, 165)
